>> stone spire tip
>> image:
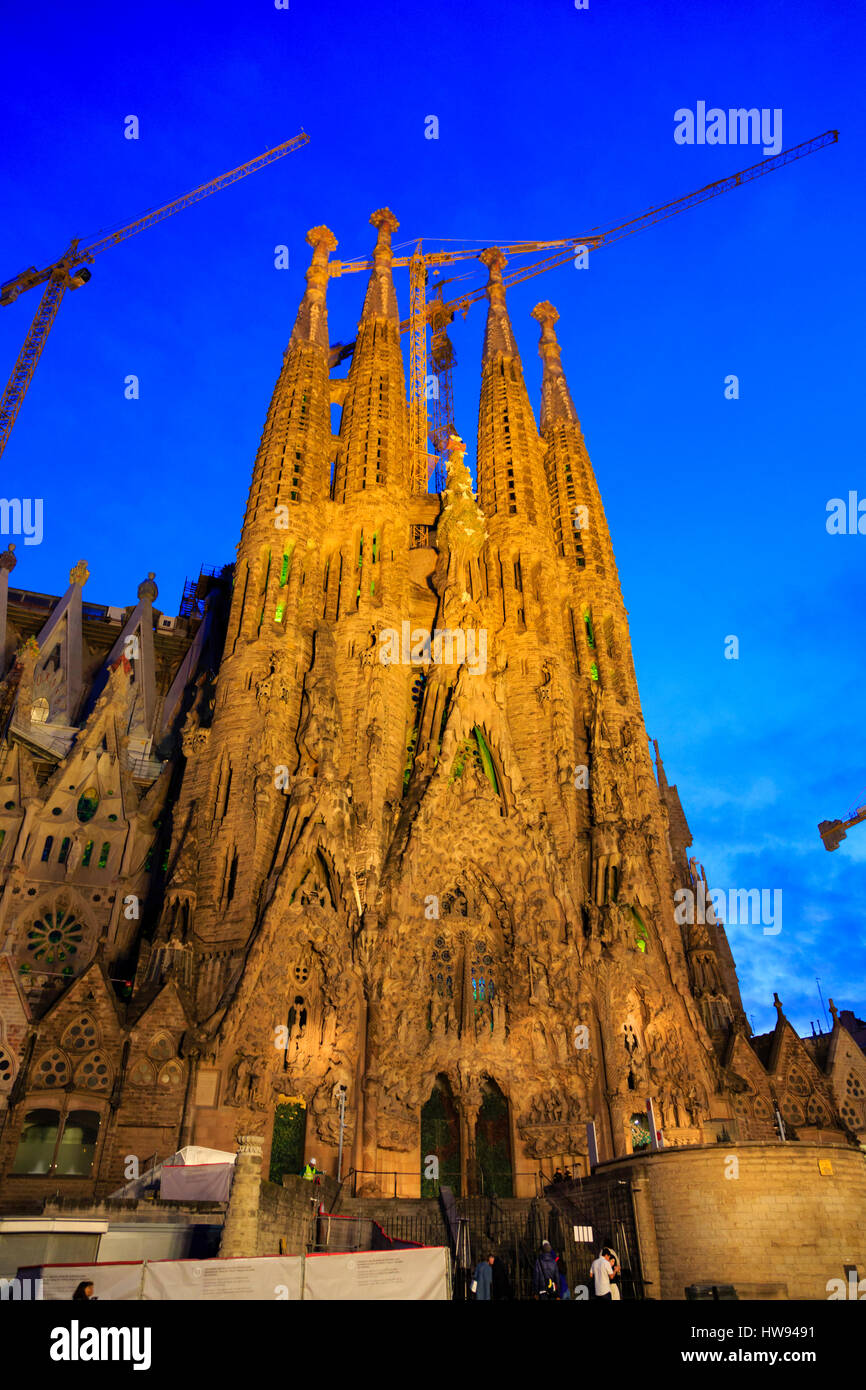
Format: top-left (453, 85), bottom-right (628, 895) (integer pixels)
top-left (479, 247), bottom-right (508, 280)
top-left (370, 208), bottom-right (399, 235)
top-left (531, 300), bottom-right (559, 327)
top-left (307, 225), bottom-right (338, 255)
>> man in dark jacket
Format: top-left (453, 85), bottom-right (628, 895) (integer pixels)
top-left (532, 1240), bottom-right (566, 1300)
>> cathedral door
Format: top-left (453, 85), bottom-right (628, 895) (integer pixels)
top-left (420, 1076), bottom-right (461, 1197)
top-left (474, 1078), bottom-right (513, 1197)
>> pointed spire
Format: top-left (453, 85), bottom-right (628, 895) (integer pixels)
top-left (652, 738), bottom-right (669, 791)
top-left (479, 248), bottom-right (519, 360)
top-left (437, 435), bottom-right (487, 564)
top-left (475, 249), bottom-right (549, 529)
top-left (290, 225), bottom-right (338, 351)
top-left (361, 209), bottom-right (400, 322)
top-left (531, 301), bottom-right (579, 432)
top-left (334, 209), bottom-right (409, 496)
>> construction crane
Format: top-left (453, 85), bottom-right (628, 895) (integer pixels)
top-left (329, 129), bottom-right (838, 492)
top-left (0, 130), bottom-right (310, 457)
top-left (819, 802), bottom-right (866, 851)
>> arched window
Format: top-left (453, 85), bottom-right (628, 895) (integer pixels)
top-left (148, 1033), bottom-right (175, 1062)
top-left (32, 1050), bottom-right (71, 1088)
top-left (41, 836), bottom-right (54, 862)
top-left (128, 1059), bottom-right (155, 1087)
top-left (97, 842), bottom-right (110, 869)
top-left (54, 1110), bottom-right (100, 1176)
top-left (31, 697), bottom-right (50, 724)
top-left (75, 1053), bottom-right (112, 1091)
top-left (12, 1110), bottom-right (61, 1174)
top-left (62, 1015), bottom-right (98, 1052)
top-left (77, 789), bottom-right (99, 823)
top-left (81, 840), bottom-right (94, 868)
top-left (58, 837), bottom-right (71, 864)
top-left (158, 1060), bottom-right (184, 1088)
top-left (0, 1046), bottom-right (15, 1089)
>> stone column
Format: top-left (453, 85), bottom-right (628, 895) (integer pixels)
top-left (220, 1134), bottom-right (264, 1258)
top-left (629, 1173), bottom-right (661, 1298)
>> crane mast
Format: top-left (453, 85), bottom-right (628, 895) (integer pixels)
top-left (0, 131), bottom-right (310, 456)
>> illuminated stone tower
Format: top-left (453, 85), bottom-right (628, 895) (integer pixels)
top-left (0, 216), bottom-right (845, 1210)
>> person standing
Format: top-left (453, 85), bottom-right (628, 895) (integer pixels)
top-left (590, 1248), bottom-right (618, 1300)
top-left (473, 1254), bottom-right (494, 1301)
top-left (532, 1239), bottom-right (565, 1300)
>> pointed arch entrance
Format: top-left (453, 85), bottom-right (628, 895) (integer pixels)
top-left (269, 1097), bottom-right (307, 1184)
top-left (420, 1074), bottom-right (461, 1197)
top-left (474, 1077), bottom-right (513, 1197)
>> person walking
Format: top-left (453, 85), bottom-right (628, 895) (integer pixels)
top-left (472, 1253), bottom-right (494, 1301)
top-left (590, 1247), bottom-right (618, 1300)
top-left (532, 1239), bottom-right (566, 1300)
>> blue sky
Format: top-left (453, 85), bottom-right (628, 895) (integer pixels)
top-left (1, 0), bottom-right (863, 1033)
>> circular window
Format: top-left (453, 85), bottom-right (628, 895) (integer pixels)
top-left (27, 909), bottom-right (84, 965)
top-left (108, 814), bottom-right (118, 822)
top-left (51, 807), bottom-right (62, 816)
top-left (77, 789), bottom-right (99, 823)
top-left (4, 801), bottom-right (14, 811)
top-left (0, 1049), bottom-right (13, 1086)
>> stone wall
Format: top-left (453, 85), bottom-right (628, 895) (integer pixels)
top-left (595, 1140), bottom-right (866, 1300)
top-left (257, 1179), bottom-right (318, 1256)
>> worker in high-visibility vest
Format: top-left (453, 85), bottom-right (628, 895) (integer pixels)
top-left (302, 1157), bottom-right (318, 1180)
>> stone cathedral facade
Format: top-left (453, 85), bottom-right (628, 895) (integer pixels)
top-left (0, 211), bottom-right (856, 1208)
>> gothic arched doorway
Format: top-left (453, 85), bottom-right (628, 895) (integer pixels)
top-left (474, 1077), bottom-right (513, 1197)
top-left (420, 1075), bottom-right (461, 1197)
top-left (269, 1098), bottom-right (307, 1183)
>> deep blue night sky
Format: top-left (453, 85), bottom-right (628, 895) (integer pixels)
top-left (1, 0), bottom-right (863, 1034)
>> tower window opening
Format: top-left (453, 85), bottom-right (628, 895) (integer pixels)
top-left (58, 837), bottom-right (70, 864)
top-left (82, 840), bottom-right (94, 868)
top-left (98, 842), bottom-right (110, 869)
top-left (41, 836), bottom-right (53, 862)
top-left (583, 610), bottom-right (595, 648)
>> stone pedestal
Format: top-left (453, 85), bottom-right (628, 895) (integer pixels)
top-left (220, 1134), bottom-right (264, 1258)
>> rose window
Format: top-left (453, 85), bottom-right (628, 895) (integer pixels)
top-left (75, 1053), bottom-right (111, 1090)
top-left (148, 1034), bottom-right (174, 1061)
top-left (0, 1048), bottom-right (14, 1087)
top-left (158, 1061), bottom-right (183, 1087)
top-left (26, 908), bottom-right (84, 966)
top-left (845, 1073), bottom-right (864, 1098)
top-left (33, 1050), bottom-right (71, 1087)
top-left (788, 1071), bottom-right (808, 1097)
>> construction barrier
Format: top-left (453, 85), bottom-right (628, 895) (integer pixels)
top-left (17, 1244), bottom-right (450, 1302)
